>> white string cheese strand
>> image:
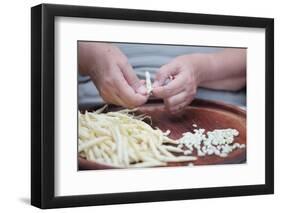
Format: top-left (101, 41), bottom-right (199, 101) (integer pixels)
top-left (145, 71), bottom-right (153, 95)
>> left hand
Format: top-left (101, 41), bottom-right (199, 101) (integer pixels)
top-left (152, 55), bottom-right (200, 114)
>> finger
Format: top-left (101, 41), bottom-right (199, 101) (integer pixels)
top-left (121, 63), bottom-right (147, 95)
top-left (169, 96), bottom-right (194, 114)
top-left (140, 79), bottom-right (146, 85)
top-left (138, 79), bottom-right (148, 95)
top-left (95, 75), bottom-right (127, 106)
top-left (101, 90), bottom-right (126, 107)
top-left (153, 63), bottom-right (179, 88)
top-left (164, 91), bottom-right (187, 108)
top-left (153, 73), bottom-right (185, 98)
top-left (167, 101), bottom-right (187, 115)
top-left (114, 74), bottom-right (148, 108)
top-left (114, 92), bottom-right (128, 106)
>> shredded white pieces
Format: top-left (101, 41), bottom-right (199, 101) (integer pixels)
top-left (79, 106), bottom-right (196, 168)
top-left (178, 126), bottom-right (245, 158)
top-left (145, 71), bottom-right (153, 95)
top-left (79, 107), bottom-right (245, 168)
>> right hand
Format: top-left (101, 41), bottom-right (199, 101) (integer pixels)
top-left (78, 42), bottom-right (148, 108)
top-left (152, 55), bottom-right (199, 114)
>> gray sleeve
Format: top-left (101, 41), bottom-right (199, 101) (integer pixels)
top-left (78, 74), bottom-right (91, 83)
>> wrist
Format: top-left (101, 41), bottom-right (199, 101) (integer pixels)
top-left (185, 54), bottom-right (205, 85)
top-left (188, 53), bottom-right (214, 85)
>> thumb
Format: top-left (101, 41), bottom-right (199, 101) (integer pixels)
top-left (122, 63), bottom-right (147, 95)
top-left (153, 63), bottom-right (178, 88)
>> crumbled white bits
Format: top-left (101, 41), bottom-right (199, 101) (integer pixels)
top-left (178, 127), bottom-right (245, 159)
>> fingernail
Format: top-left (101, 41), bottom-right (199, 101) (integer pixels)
top-left (137, 85), bottom-right (147, 95)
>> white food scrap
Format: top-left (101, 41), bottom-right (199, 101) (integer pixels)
top-left (145, 71), bottom-right (153, 95)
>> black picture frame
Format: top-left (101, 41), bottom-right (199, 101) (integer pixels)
top-left (31, 3), bottom-right (274, 209)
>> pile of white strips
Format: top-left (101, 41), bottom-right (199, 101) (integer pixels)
top-left (78, 106), bottom-right (246, 168)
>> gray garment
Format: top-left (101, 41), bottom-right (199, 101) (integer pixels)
top-left (79, 44), bottom-right (246, 107)
top-left (116, 44), bottom-right (222, 79)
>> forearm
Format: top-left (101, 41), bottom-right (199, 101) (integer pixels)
top-left (78, 42), bottom-right (112, 76)
top-left (193, 49), bottom-right (246, 91)
top-left (200, 77), bottom-right (246, 91)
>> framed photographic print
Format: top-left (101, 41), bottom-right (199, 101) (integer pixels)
top-left (31, 3), bottom-right (274, 209)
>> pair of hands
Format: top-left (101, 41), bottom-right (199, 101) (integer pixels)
top-left (79, 43), bottom-right (199, 114)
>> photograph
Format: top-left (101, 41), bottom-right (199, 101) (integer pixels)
top-left (30, 3), bottom-right (274, 208)
top-left (77, 42), bottom-right (247, 170)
